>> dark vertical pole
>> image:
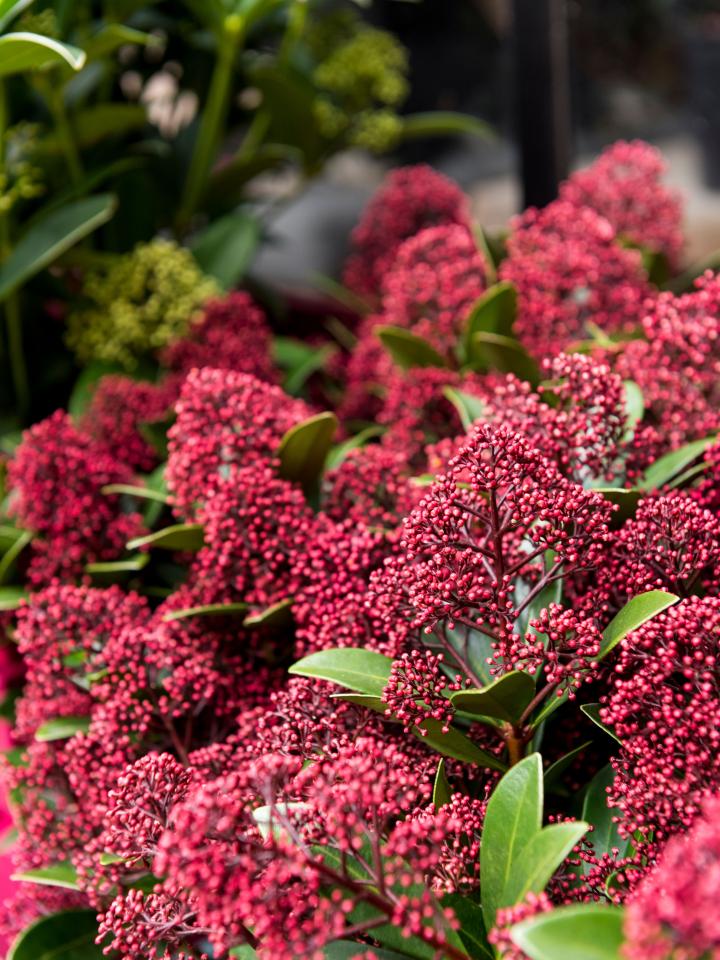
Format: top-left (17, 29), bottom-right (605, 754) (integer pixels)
top-left (512, 0), bottom-right (571, 208)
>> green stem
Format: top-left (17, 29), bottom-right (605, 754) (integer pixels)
top-left (48, 86), bottom-right (83, 185)
top-left (177, 14), bottom-right (245, 233)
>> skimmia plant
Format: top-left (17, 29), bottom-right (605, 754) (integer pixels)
top-left (1, 141), bottom-right (720, 960)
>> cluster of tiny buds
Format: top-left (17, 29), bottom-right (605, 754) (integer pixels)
top-left (382, 650), bottom-right (466, 733)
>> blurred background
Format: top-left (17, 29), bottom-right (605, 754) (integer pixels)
top-left (256, 0), bottom-right (720, 285)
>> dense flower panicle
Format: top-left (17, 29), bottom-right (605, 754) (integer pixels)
top-left (601, 596), bottom-right (720, 843)
top-left (161, 291), bottom-right (277, 390)
top-left (166, 369), bottom-right (311, 519)
top-left (397, 424), bottom-right (612, 638)
top-left (335, 313), bottom-right (394, 423)
top-left (614, 272), bottom-right (720, 449)
top-left (560, 140), bottom-right (683, 269)
top-left (323, 443), bottom-right (416, 528)
top-left (97, 886), bottom-right (201, 960)
top-left (81, 375), bottom-right (172, 473)
top-left (500, 200), bottom-right (650, 359)
top-left (343, 164), bottom-right (472, 298)
top-left (8, 411), bottom-right (144, 584)
top-left (623, 794), bottom-right (720, 960)
top-left (382, 650), bottom-right (464, 733)
top-left (66, 239), bottom-right (218, 369)
top-left (379, 224), bottom-right (487, 356)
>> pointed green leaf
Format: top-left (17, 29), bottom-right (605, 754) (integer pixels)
top-left (7, 909), bottom-right (104, 960)
top-left (442, 894), bottom-right (494, 960)
top-left (510, 904), bottom-right (625, 960)
top-left (11, 864), bottom-right (79, 890)
top-left (289, 648), bottom-right (393, 698)
top-left (413, 718), bottom-right (507, 771)
top-left (0, 195), bottom-right (116, 302)
top-left (68, 360), bottom-right (124, 419)
top-left (332, 692), bottom-right (387, 712)
top-left (599, 590), bottom-right (679, 658)
top-left (0, 32), bottom-right (85, 77)
top-left (432, 759), bottom-right (451, 810)
top-left (469, 331), bottom-right (539, 385)
top-left (481, 754), bottom-right (543, 930)
top-left (163, 602), bottom-right (248, 622)
top-left (278, 412), bottom-right (338, 494)
top-left (35, 715), bottom-right (90, 742)
top-left (127, 523), bottom-right (204, 552)
top-left (581, 704), bottom-right (621, 745)
top-left (639, 435), bottom-right (716, 490)
top-left (505, 821), bottom-right (588, 906)
top-left (581, 766), bottom-right (625, 869)
top-left (243, 598), bottom-right (293, 629)
top-left (443, 387), bottom-right (487, 431)
top-left (98, 851), bottom-right (126, 866)
top-left (451, 672), bottom-right (535, 724)
top-left (376, 325), bottom-right (448, 370)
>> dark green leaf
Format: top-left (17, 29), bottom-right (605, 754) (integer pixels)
top-left (35, 715), bottom-right (90, 742)
top-left (442, 894), bottom-right (494, 960)
top-left (443, 387), bottom-right (486, 431)
top-left (63, 105), bottom-right (147, 149)
top-left (163, 602), bottom-right (248, 622)
top-left (251, 62), bottom-right (323, 164)
top-left (190, 210), bottom-right (260, 290)
top-left (277, 412), bottom-right (338, 494)
top-left (432, 758), bottom-right (451, 810)
top-left (414, 718), bottom-right (507, 771)
top-left (0, 195), bottom-right (116, 302)
top-left (451, 672), bottom-right (535, 724)
top-left (0, 32), bottom-right (85, 77)
top-left (510, 904), bottom-right (625, 960)
top-left (469, 332), bottom-right (539, 386)
top-left (0, 585), bottom-right (26, 610)
top-left (504, 821), bottom-right (588, 906)
top-left (243, 598), bottom-right (293, 630)
top-left (599, 590), bottom-right (679, 658)
top-left (326, 426), bottom-right (384, 470)
top-left (640, 436), bottom-right (716, 490)
top-left (127, 523), bottom-right (204, 552)
top-left (399, 111), bottom-right (493, 141)
top-left (289, 647), bottom-right (392, 697)
top-left (11, 864), bottom-right (79, 890)
top-left (481, 753), bottom-right (543, 929)
top-left (376, 325), bottom-right (448, 370)
top-left (7, 909), bottom-right (104, 960)
top-left (580, 704), bottom-right (621, 745)
top-left (594, 488), bottom-right (641, 525)
top-left (463, 281), bottom-right (517, 354)
top-left (544, 742), bottom-right (592, 790)
top-left (581, 766), bottom-right (625, 869)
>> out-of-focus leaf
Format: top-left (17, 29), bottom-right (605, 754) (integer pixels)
top-left (68, 360), bottom-right (124, 419)
top-left (325, 426), bottom-right (384, 470)
top-left (101, 484), bottom-right (168, 504)
top-left (376, 325), bottom-right (447, 370)
top-left (163, 602), bottom-right (248, 622)
top-left (0, 0), bottom-right (34, 33)
top-left (432, 758), bottom-right (451, 810)
top-left (190, 210), bottom-right (260, 290)
top-left (0, 530), bottom-right (31, 584)
top-left (469, 331), bottom-right (539, 386)
top-left (127, 523), bottom-right (205, 552)
top-left (443, 387), bottom-right (486, 431)
top-left (35, 715), bottom-right (90, 742)
top-left (639, 436), bottom-right (716, 490)
top-left (11, 864), bottom-right (79, 890)
top-left (82, 23), bottom-right (151, 61)
top-left (7, 910), bottom-right (104, 960)
top-left (0, 32), bottom-right (85, 77)
top-left (510, 904), bottom-right (625, 960)
top-left (0, 195), bottom-right (116, 302)
top-left (463, 282), bottom-right (517, 355)
top-left (0, 584), bottom-right (27, 609)
top-left (277, 412), bottom-right (338, 495)
top-left (399, 111), bottom-right (493, 140)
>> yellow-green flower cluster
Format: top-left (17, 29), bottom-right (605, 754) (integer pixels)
top-left (0, 124), bottom-right (45, 215)
top-left (66, 239), bottom-right (218, 370)
top-left (311, 22), bottom-right (409, 153)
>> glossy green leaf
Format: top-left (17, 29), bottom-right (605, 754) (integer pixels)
top-left (481, 754), bottom-right (542, 929)
top-left (251, 61), bottom-right (323, 164)
top-left (289, 647), bottom-right (392, 698)
top-left (35, 715), bottom-right (90, 742)
top-left (190, 210), bottom-right (260, 290)
top-left (451, 672), bottom-right (535, 724)
top-left (163, 602), bottom-right (248, 622)
top-left (581, 766), bottom-right (625, 869)
top-left (399, 110), bottom-right (493, 141)
top-left (7, 909), bottom-right (104, 960)
top-left (0, 32), bottom-right (85, 77)
top-left (11, 864), bottom-right (79, 890)
top-left (0, 194), bottom-right (116, 302)
top-left (599, 590), bottom-right (679, 658)
top-left (101, 483), bottom-right (168, 504)
top-left (326, 426), bottom-right (384, 470)
top-left (413, 718), bottom-right (507, 771)
top-left (127, 523), bottom-right (204, 552)
top-left (469, 331), bottom-right (540, 386)
top-left (581, 704), bottom-right (621, 745)
top-left (510, 904), bottom-right (625, 960)
top-left (0, 0), bottom-right (34, 33)
top-left (464, 281), bottom-right (517, 353)
top-left (0, 584), bottom-right (26, 610)
top-left (332, 692), bottom-right (387, 713)
top-left (443, 387), bottom-right (486, 431)
top-left (277, 412), bottom-right (338, 494)
top-left (376, 325), bottom-right (448, 370)
top-left (639, 435), bottom-right (716, 490)
top-left (432, 759), bottom-right (451, 810)
top-left (243, 598), bottom-right (293, 630)
top-left (505, 821), bottom-right (588, 906)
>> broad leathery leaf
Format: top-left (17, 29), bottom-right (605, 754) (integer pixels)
top-left (504, 821), bottom-right (588, 906)
top-left (442, 894), bottom-right (494, 960)
top-left (11, 863), bottom-right (79, 890)
top-left (510, 904), bottom-right (625, 960)
top-left (451, 671), bottom-right (535, 724)
top-left (376, 324), bottom-right (448, 370)
top-left (599, 590), bottom-right (678, 658)
top-left (0, 194), bottom-right (116, 301)
top-left (581, 766), bottom-right (626, 870)
top-left (278, 412), bottom-right (338, 495)
top-left (289, 648), bottom-right (393, 698)
top-left (0, 32), bottom-right (84, 77)
top-left (82, 23), bottom-right (151, 61)
top-left (7, 909), bottom-right (104, 960)
top-left (127, 523), bottom-right (204, 552)
top-left (469, 331), bottom-right (539, 386)
top-left (463, 281), bottom-right (517, 353)
top-left (481, 753), bottom-right (543, 930)
top-left (639, 435), bottom-right (716, 490)
top-left (243, 598), bottom-right (293, 630)
top-left (326, 425), bottom-right (384, 470)
top-left (413, 718), bottom-right (507, 772)
top-left (433, 759), bottom-right (451, 810)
